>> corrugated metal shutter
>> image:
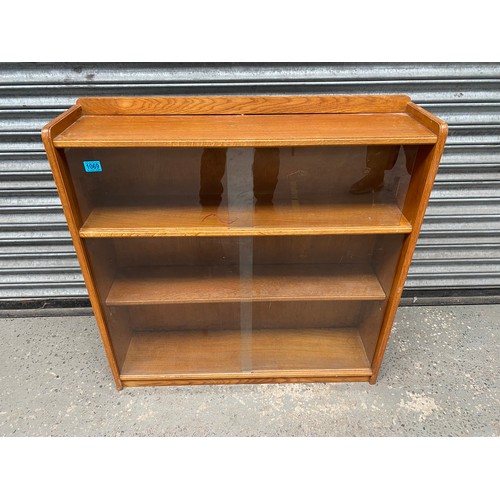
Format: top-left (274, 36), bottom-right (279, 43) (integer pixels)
top-left (1, 62), bottom-right (499, 306)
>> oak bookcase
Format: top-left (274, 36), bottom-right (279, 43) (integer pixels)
top-left (42, 95), bottom-right (447, 390)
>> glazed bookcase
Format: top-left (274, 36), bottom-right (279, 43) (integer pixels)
top-left (42, 95), bottom-right (447, 390)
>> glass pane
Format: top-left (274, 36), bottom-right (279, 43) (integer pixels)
top-left (63, 146), bottom-right (415, 377)
top-left (65, 145), bottom-right (417, 234)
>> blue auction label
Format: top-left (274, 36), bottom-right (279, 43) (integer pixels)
top-left (83, 160), bottom-right (102, 172)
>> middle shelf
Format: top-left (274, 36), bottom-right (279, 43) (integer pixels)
top-left (106, 263), bottom-right (386, 306)
top-left (79, 199), bottom-right (412, 238)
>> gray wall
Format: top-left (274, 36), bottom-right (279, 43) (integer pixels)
top-left (1, 63), bottom-right (499, 305)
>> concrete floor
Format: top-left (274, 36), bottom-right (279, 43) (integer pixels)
top-left (0, 304), bottom-right (498, 437)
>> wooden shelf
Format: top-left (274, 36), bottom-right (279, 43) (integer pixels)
top-left (120, 328), bottom-right (372, 382)
top-left (106, 263), bottom-right (385, 306)
top-left (80, 200), bottom-right (412, 238)
top-left (53, 112), bottom-right (437, 148)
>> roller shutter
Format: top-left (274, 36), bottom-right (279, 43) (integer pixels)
top-left (1, 63), bottom-right (498, 306)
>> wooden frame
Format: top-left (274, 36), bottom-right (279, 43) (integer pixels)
top-left (42, 95), bottom-right (447, 390)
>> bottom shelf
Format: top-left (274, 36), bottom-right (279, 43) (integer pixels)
top-left (120, 328), bottom-right (372, 384)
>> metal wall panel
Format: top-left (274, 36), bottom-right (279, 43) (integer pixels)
top-left (1, 63), bottom-right (499, 305)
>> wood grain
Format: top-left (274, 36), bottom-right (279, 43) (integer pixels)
top-left (110, 235), bottom-right (375, 268)
top-left (121, 375), bottom-right (372, 386)
top-left (369, 106), bottom-right (448, 383)
top-left (120, 328), bottom-right (372, 378)
top-left (77, 94), bottom-right (411, 115)
top-left (105, 263), bottom-right (385, 306)
top-left (79, 201), bottom-right (412, 237)
top-left (41, 94), bottom-right (447, 389)
top-left (41, 104), bottom-right (124, 390)
top-left (126, 301), bottom-right (364, 331)
top-left (406, 102), bottom-right (448, 134)
top-left (52, 113), bottom-right (437, 148)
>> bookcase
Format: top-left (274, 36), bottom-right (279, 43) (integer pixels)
top-left (42, 95), bottom-right (447, 390)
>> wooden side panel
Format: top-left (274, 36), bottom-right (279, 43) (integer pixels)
top-left (369, 110), bottom-right (448, 382)
top-left (406, 102), bottom-right (448, 134)
top-left (78, 94), bottom-right (411, 115)
top-left (41, 106), bottom-right (124, 390)
top-left (42, 105), bottom-right (83, 141)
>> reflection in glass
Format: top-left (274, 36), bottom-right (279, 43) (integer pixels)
top-left (350, 145), bottom-right (418, 195)
top-left (199, 147), bottom-right (280, 207)
top-left (64, 145), bottom-right (417, 218)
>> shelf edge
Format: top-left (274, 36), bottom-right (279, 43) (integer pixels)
top-left (120, 369), bottom-right (373, 382)
top-left (80, 224), bottom-right (413, 238)
top-left (54, 137), bottom-right (437, 148)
